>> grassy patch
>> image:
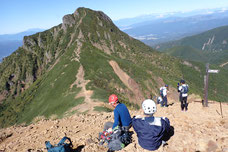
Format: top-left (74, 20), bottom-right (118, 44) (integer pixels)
top-left (94, 106), bottom-right (112, 112)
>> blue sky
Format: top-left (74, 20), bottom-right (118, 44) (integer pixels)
top-left (1, 0), bottom-right (228, 34)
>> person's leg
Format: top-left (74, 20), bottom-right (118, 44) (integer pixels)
top-left (179, 94), bottom-right (182, 102)
top-left (162, 126), bottom-right (174, 142)
top-left (164, 96), bottom-right (168, 107)
top-left (181, 98), bottom-right (184, 111)
top-left (184, 97), bottom-right (188, 111)
top-left (104, 122), bottom-right (113, 131)
top-left (161, 96), bottom-right (164, 107)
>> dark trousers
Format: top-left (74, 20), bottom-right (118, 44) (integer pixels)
top-left (104, 122), bottom-right (114, 131)
top-left (181, 96), bottom-right (188, 111)
top-left (162, 96), bottom-right (168, 107)
top-left (162, 126), bottom-right (174, 142)
top-left (179, 93), bottom-right (182, 102)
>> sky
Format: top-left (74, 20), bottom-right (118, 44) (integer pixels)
top-left (1, 0), bottom-right (228, 35)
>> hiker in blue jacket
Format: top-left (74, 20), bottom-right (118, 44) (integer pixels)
top-left (104, 94), bottom-right (132, 132)
top-left (132, 99), bottom-right (174, 151)
top-left (102, 94), bottom-right (132, 151)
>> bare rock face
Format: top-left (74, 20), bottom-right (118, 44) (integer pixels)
top-left (62, 14), bottom-right (75, 31)
top-left (97, 11), bottom-right (113, 23)
top-left (23, 37), bottom-right (37, 52)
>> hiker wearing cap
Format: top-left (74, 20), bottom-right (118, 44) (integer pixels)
top-left (159, 84), bottom-right (168, 107)
top-left (104, 94), bottom-right (132, 132)
top-left (178, 80), bottom-right (189, 111)
top-left (102, 94), bottom-right (132, 151)
top-left (132, 99), bottom-right (174, 151)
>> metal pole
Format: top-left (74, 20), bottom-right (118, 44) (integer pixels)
top-left (220, 101), bottom-right (223, 118)
top-left (204, 63), bottom-right (209, 107)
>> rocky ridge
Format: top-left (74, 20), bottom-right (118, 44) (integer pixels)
top-left (0, 97), bottom-right (228, 152)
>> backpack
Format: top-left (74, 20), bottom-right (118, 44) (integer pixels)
top-left (182, 85), bottom-right (189, 94)
top-left (45, 136), bottom-right (73, 152)
top-left (99, 127), bottom-right (132, 151)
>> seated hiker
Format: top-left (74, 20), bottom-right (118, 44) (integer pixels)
top-left (157, 96), bottom-right (163, 104)
top-left (132, 99), bottom-right (174, 151)
top-left (101, 94), bottom-right (132, 151)
top-left (104, 94), bottom-right (132, 132)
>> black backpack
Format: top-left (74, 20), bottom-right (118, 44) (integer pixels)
top-left (182, 85), bottom-right (189, 94)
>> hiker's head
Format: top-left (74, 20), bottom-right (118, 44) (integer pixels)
top-left (180, 79), bottom-right (185, 84)
top-left (142, 99), bottom-right (157, 115)
top-left (165, 84), bottom-right (168, 88)
top-left (109, 94), bottom-right (119, 107)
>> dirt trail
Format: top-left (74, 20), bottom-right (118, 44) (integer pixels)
top-left (0, 97), bottom-right (228, 152)
top-left (220, 61), bottom-right (228, 67)
top-left (71, 65), bottom-right (104, 113)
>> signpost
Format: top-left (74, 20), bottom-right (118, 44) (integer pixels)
top-left (203, 63), bottom-right (219, 107)
top-left (208, 69), bottom-right (219, 73)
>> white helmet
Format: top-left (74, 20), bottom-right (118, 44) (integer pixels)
top-left (142, 99), bottom-right (157, 115)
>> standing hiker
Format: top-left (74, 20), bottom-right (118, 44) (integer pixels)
top-left (132, 99), bottom-right (174, 151)
top-left (178, 80), bottom-right (189, 111)
top-left (159, 84), bottom-right (168, 107)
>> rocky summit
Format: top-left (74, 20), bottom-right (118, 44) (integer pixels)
top-left (0, 96), bottom-right (228, 152)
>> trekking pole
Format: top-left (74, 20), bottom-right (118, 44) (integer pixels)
top-left (219, 101), bottom-right (223, 118)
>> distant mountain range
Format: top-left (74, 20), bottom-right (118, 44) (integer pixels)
top-left (0, 28), bottom-right (45, 41)
top-left (0, 29), bottom-right (44, 61)
top-left (156, 25), bottom-right (228, 68)
top-left (0, 40), bottom-right (22, 62)
top-left (114, 8), bottom-right (228, 46)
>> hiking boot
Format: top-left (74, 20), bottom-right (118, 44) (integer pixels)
top-left (162, 140), bottom-right (168, 147)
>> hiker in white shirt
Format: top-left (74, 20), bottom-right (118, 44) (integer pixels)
top-left (178, 80), bottom-right (189, 111)
top-left (159, 84), bottom-right (168, 107)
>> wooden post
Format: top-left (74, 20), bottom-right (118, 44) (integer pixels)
top-left (204, 63), bottom-right (209, 107)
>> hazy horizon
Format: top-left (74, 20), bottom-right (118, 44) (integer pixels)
top-left (1, 0), bottom-right (228, 34)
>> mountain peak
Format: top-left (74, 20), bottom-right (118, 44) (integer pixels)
top-left (62, 7), bottom-right (113, 31)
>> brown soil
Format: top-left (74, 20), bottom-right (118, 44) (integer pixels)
top-left (109, 60), bottom-right (144, 104)
top-left (0, 98), bottom-right (228, 152)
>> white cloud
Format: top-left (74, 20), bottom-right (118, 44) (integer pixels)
top-left (220, 8), bottom-right (228, 12)
top-left (156, 14), bottom-right (165, 18)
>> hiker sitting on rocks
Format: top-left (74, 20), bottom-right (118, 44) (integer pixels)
top-left (104, 94), bottom-right (132, 132)
top-left (102, 94), bottom-right (132, 151)
top-left (132, 99), bottom-right (174, 151)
